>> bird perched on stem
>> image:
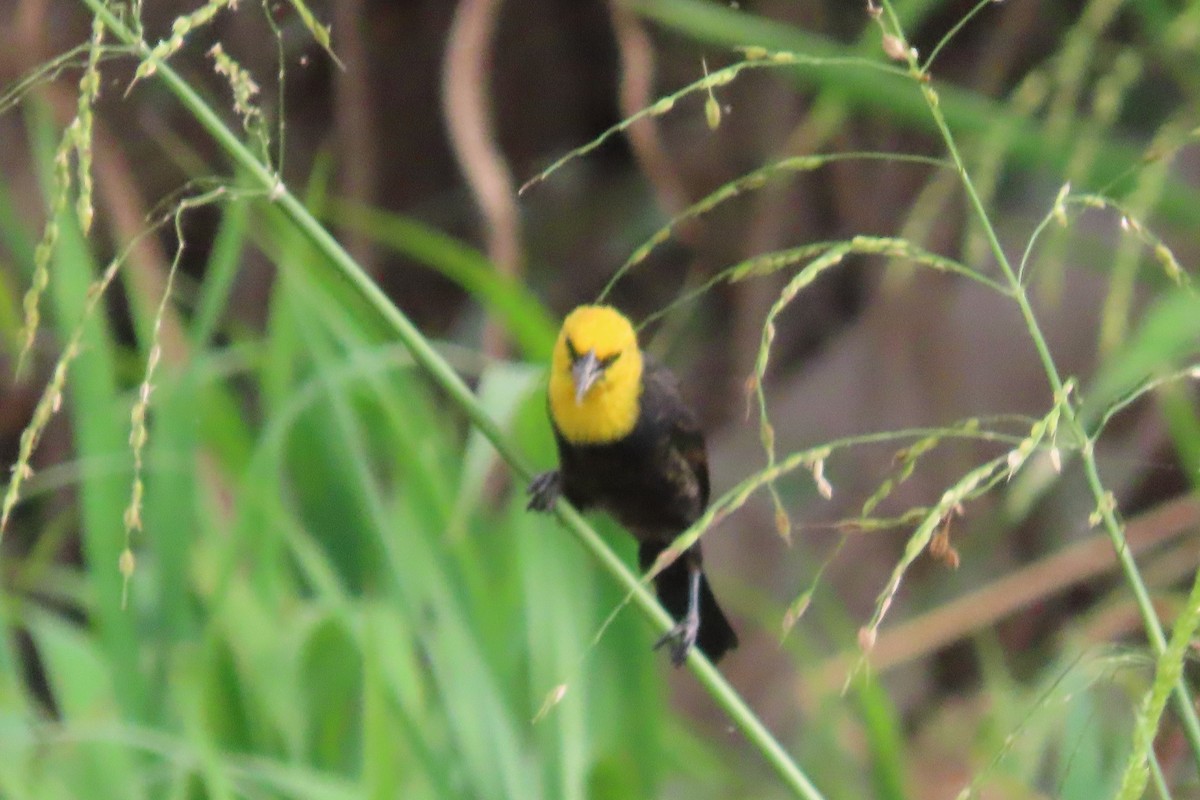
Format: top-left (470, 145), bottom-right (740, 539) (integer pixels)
top-left (527, 305), bottom-right (738, 665)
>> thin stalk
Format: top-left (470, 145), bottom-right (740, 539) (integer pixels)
top-left (77, 1), bottom-right (824, 797)
top-left (876, 0), bottom-right (1200, 772)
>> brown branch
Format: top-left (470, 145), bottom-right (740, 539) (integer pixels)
top-left (608, 0), bottom-right (692, 230)
top-left (332, 0), bottom-right (378, 276)
top-left (442, 0), bottom-right (522, 359)
top-left (813, 494), bottom-right (1200, 689)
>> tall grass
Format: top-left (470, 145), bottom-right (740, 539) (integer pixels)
top-left (0, 1), bottom-right (1197, 799)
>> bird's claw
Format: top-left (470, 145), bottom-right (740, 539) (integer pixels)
top-left (526, 470), bottom-right (562, 512)
top-left (653, 614), bottom-right (700, 667)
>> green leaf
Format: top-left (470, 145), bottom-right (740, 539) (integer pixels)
top-left (1085, 289), bottom-right (1200, 419)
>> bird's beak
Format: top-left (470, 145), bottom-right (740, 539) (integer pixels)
top-left (572, 350), bottom-right (603, 404)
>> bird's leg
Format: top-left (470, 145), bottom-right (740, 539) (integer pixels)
top-left (526, 470), bottom-right (562, 512)
top-left (653, 560), bottom-right (702, 667)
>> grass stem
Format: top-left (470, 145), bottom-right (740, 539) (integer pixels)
top-left (878, 0), bottom-right (1200, 773)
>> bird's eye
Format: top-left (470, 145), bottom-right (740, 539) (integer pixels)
top-left (565, 337), bottom-right (580, 363)
top-left (599, 352), bottom-right (621, 369)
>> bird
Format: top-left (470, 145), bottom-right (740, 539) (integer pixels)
top-left (526, 304), bottom-right (738, 666)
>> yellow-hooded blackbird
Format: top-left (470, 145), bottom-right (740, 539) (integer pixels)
top-left (527, 305), bottom-right (738, 665)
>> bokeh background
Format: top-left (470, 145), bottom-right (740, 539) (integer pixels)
top-left (0, 1), bottom-right (1198, 798)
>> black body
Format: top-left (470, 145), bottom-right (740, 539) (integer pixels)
top-left (531, 356), bottom-right (738, 664)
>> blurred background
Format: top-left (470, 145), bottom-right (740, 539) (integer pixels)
top-left (0, 0), bottom-right (1198, 798)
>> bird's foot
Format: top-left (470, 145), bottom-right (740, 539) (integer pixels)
top-left (526, 470), bottom-right (562, 512)
top-left (653, 612), bottom-right (700, 667)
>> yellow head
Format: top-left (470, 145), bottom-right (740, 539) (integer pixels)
top-left (548, 305), bottom-right (644, 444)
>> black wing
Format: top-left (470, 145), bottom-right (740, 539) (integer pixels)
top-left (642, 355), bottom-right (709, 510)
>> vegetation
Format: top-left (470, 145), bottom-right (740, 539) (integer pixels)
top-left (0, 1), bottom-right (1197, 798)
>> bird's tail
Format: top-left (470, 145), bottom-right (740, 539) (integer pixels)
top-left (639, 541), bottom-right (738, 663)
